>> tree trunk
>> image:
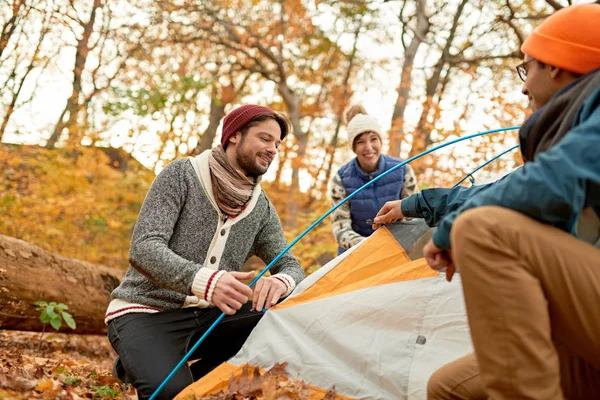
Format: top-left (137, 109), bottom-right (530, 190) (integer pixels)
top-left (323, 118), bottom-right (341, 183)
top-left (192, 76), bottom-right (249, 156)
top-left (278, 82), bottom-right (304, 229)
top-left (278, 82), bottom-right (304, 189)
top-left (389, 0), bottom-right (430, 157)
top-left (0, 0), bottom-right (26, 60)
top-left (273, 140), bottom-right (290, 185)
top-left (0, 10), bottom-right (49, 141)
top-left (410, 0), bottom-right (469, 160)
top-left (286, 132), bottom-right (305, 230)
top-left (0, 234), bottom-right (123, 335)
top-left (191, 92), bottom-right (226, 156)
top-left (319, 22), bottom-right (362, 194)
top-left (46, 0), bottom-right (102, 149)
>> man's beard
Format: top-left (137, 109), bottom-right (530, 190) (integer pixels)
top-left (235, 144), bottom-right (270, 178)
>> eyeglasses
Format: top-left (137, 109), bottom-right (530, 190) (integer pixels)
top-left (516, 59), bottom-right (535, 82)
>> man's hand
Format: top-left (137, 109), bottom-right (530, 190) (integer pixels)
top-left (252, 277), bottom-right (287, 312)
top-left (423, 239), bottom-right (455, 282)
top-left (372, 200), bottom-right (403, 230)
top-left (212, 271), bottom-right (254, 315)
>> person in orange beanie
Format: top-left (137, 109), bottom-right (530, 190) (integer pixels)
top-left (406, 4), bottom-right (600, 399)
top-left (517, 2), bottom-right (600, 113)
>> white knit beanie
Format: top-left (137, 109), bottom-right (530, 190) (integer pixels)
top-left (344, 105), bottom-right (383, 152)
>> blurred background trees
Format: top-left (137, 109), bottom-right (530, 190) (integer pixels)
top-left (1, 0), bottom-right (587, 271)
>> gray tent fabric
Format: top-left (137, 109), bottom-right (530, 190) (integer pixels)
top-left (179, 219), bottom-right (473, 399)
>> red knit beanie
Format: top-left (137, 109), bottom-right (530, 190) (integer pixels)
top-left (220, 105), bottom-right (277, 148)
top-left (521, 4), bottom-right (600, 75)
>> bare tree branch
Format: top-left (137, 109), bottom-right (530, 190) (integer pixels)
top-left (47, 0), bottom-right (103, 148)
top-left (502, 0), bottom-right (526, 52)
top-left (0, 0), bottom-right (27, 60)
top-left (446, 51), bottom-right (521, 65)
top-left (201, 6), bottom-right (288, 84)
top-left (388, 0), bottom-right (430, 156)
top-left (409, 0), bottom-right (469, 160)
top-left (544, 0), bottom-right (564, 11)
top-left (398, 0), bottom-right (408, 51)
top-left (0, 5), bottom-right (52, 140)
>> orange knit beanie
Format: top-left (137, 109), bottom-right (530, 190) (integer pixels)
top-left (521, 3), bottom-right (600, 75)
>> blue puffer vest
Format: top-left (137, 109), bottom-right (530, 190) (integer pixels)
top-left (338, 154), bottom-right (405, 254)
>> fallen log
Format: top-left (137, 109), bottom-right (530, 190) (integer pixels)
top-left (0, 234), bottom-right (123, 335)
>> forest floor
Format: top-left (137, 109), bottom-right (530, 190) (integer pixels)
top-left (0, 330), bottom-right (339, 400)
top-left (0, 329), bottom-right (135, 399)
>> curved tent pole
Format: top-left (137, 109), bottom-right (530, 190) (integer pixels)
top-left (149, 125), bottom-right (521, 400)
top-left (453, 144), bottom-right (520, 188)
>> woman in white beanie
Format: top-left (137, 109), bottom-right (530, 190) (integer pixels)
top-left (328, 105), bottom-right (419, 254)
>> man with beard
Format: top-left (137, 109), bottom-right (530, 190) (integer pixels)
top-left (105, 105), bottom-right (305, 399)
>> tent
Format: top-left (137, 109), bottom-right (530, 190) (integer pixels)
top-left (176, 219), bottom-right (473, 399)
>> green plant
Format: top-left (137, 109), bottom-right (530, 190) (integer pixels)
top-left (64, 376), bottom-right (80, 386)
top-left (34, 301), bottom-right (77, 350)
top-left (34, 301), bottom-right (77, 331)
top-left (91, 385), bottom-right (120, 398)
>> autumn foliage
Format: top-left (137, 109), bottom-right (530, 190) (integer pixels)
top-left (0, 144), bottom-right (154, 269)
top-left (0, 0), bottom-right (567, 398)
top-left (0, 331), bottom-right (340, 400)
top-left (0, 143), bottom-right (338, 273)
top-left (0, 330), bottom-right (134, 399)
top-left (179, 363), bottom-right (339, 400)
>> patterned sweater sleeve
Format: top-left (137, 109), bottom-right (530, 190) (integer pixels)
top-left (401, 164), bottom-right (420, 198)
top-left (327, 172), bottom-right (365, 250)
top-left (128, 159), bottom-right (203, 295)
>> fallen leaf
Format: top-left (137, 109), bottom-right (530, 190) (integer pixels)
top-left (277, 377), bottom-right (313, 399)
top-left (35, 378), bottom-right (54, 392)
top-left (4, 249), bottom-right (16, 257)
top-left (263, 362), bottom-right (288, 378)
top-left (34, 357), bottom-right (51, 365)
top-left (41, 383), bottom-right (62, 399)
top-left (94, 374), bottom-right (121, 386)
top-left (321, 386), bottom-right (337, 400)
top-left (0, 389), bottom-right (22, 398)
top-left (0, 374), bottom-right (38, 391)
top-left (261, 375), bottom-right (278, 400)
top-left (227, 364), bottom-right (262, 397)
top-left (34, 366), bottom-right (45, 379)
top-left (19, 250), bottom-right (32, 259)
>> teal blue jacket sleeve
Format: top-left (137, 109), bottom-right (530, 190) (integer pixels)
top-left (433, 93), bottom-right (600, 250)
top-left (400, 183), bottom-right (495, 227)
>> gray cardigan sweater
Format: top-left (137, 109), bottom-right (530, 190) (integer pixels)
top-left (105, 151), bottom-right (305, 322)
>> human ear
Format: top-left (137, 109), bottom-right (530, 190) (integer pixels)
top-left (549, 65), bottom-right (562, 79)
top-left (229, 131), bottom-right (242, 145)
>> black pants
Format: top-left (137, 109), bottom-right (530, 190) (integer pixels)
top-left (107, 303), bottom-right (263, 400)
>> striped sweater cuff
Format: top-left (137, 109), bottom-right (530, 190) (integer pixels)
top-left (271, 273), bottom-right (296, 297)
top-left (206, 270), bottom-right (226, 304)
top-left (192, 268), bottom-right (225, 303)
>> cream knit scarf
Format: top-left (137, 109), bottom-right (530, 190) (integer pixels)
top-left (208, 145), bottom-right (260, 217)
